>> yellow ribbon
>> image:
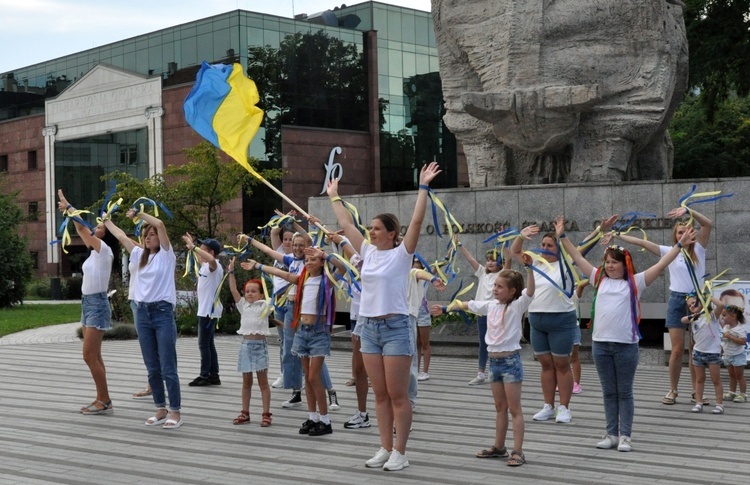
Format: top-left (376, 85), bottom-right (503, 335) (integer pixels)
top-left (182, 247), bottom-right (201, 279)
top-left (445, 282), bottom-right (475, 312)
top-left (95, 197), bottom-right (123, 225)
top-left (58, 209), bottom-right (95, 254)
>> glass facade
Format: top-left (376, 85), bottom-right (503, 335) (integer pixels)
top-left (1, 2), bottom-right (456, 193)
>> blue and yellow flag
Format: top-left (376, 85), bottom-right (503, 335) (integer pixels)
top-left (183, 62), bottom-right (264, 175)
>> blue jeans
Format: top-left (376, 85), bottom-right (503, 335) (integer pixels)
top-left (135, 301), bottom-right (181, 411)
top-left (593, 341), bottom-right (639, 437)
top-left (409, 315), bottom-right (419, 406)
top-left (477, 315), bottom-right (488, 372)
top-left (197, 316), bottom-right (219, 378)
top-left (274, 307), bottom-right (287, 370)
top-left (281, 302), bottom-right (333, 390)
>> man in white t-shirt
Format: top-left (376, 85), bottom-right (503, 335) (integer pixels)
top-left (183, 236), bottom-right (224, 387)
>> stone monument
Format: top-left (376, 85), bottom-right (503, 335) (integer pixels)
top-left (432, 0), bottom-right (689, 186)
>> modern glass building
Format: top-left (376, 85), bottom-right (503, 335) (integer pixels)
top-left (0, 1), bottom-right (461, 277)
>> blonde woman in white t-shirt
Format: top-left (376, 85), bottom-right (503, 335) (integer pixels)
top-left (326, 161), bottom-right (441, 472)
top-left (558, 216), bottom-right (695, 452)
top-left (58, 190), bottom-right (115, 416)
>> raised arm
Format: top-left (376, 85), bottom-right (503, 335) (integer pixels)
top-left (522, 254), bottom-right (536, 297)
top-left (130, 209), bottom-right (170, 251)
top-left (430, 301), bottom-right (468, 316)
top-left (403, 162), bottom-right (442, 254)
top-left (556, 217), bottom-right (596, 278)
top-left (241, 259), bottom-right (297, 284)
top-left (668, 206), bottom-right (712, 248)
top-left (103, 215), bottom-right (137, 254)
top-left (643, 227), bottom-right (696, 286)
top-left (57, 189), bottom-right (102, 252)
top-left (455, 234), bottom-right (480, 271)
top-left (510, 224), bottom-right (539, 264)
top-left (240, 234), bottom-right (284, 263)
top-left (182, 233), bottom-right (217, 271)
top-left (612, 233), bottom-right (660, 256)
top-left (227, 257), bottom-right (241, 303)
top-left (327, 178), bottom-right (366, 252)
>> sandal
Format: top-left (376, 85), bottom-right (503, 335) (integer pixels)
top-left (145, 407), bottom-right (168, 426)
top-left (261, 412), bottom-right (273, 427)
top-left (712, 404), bottom-right (724, 414)
top-left (662, 390), bottom-right (678, 405)
top-left (81, 400), bottom-right (114, 415)
top-left (691, 393), bottom-right (710, 405)
top-left (132, 387), bottom-right (152, 399)
top-left (507, 450), bottom-right (526, 467)
top-left (476, 446), bottom-right (508, 458)
top-left (163, 411), bottom-right (183, 429)
top-left (345, 378), bottom-right (356, 387)
top-left (233, 411), bottom-right (251, 425)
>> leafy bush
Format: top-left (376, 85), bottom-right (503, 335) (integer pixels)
top-left (0, 178), bottom-right (33, 308)
top-left (63, 276), bottom-right (83, 300)
top-left (76, 322), bottom-right (138, 340)
top-left (175, 296), bottom-right (199, 335)
top-left (108, 276), bottom-right (133, 323)
top-left (26, 278), bottom-right (52, 299)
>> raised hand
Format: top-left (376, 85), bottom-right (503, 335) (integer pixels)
top-left (419, 161), bottom-right (441, 186)
top-left (520, 224), bottom-right (539, 240)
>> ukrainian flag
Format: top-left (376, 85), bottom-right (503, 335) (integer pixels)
top-left (183, 62), bottom-right (264, 175)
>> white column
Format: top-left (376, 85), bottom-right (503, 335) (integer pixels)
top-left (145, 106), bottom-right (164, 175)
top-left (43, 125), bottom-right (58, 265)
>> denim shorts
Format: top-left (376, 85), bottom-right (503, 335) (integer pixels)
top-left (692, 350), bottom-right (722, 367)
top-left (237, 339), bottom-right (269, 373)
top-left (528, 311), bottom-right (578, 356)
top-left (358, 314), bottom-right (414, 356)
top-left (723, 352), bottom-right (748, 367)
top-left (489, 352), bottom-right (524, 384)
top-left (292, 325), bottom-right (331, 358)
top-left (666, 291), bottom-right (690, 329)
top-left (416, 309), bottom-right (432, 327)
top-left (573, 325), bottom-right (581, 346)
top-left (81, 292), bottom-right (112, 331)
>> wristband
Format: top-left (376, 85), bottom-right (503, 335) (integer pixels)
top-left (330, 196), bottom-right (342, 203)
top-left (524, 264), bottom-right (533, 270)
top-left (326, 254), bottom-right (333, 262)
top-left (418, 184), bottom-right (430, 191)
top-left (66, 204), bottom-right (73, 210)
top-left (228, 271), bottom-right (234, 275)
top-left (559, 233), bottom-right (567, 239)
top-left (339, 240), bottom-right (347, 247)
top-left (430, 276), bottom-right (438, 283)
top-left (257, 264), bottom-right (263, 271)
top-left (676, 242), bottom-right (683, 249)
top-left (441, 306), bottom-right (448, 313)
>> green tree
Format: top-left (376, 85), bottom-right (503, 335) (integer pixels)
top-left (684, 0), bottom-right (750, 120)
top-left (104, 142), bottom-right (282, 242)
top-left (0, 176), bottom-right (33, 307)
top-left (670, 94), bottom-right (750, 177)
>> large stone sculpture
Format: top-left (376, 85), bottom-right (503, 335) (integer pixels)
top-left (432, 0), bottom-right (689, 185)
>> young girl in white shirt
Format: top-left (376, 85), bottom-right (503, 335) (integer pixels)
top-left (682, 295), bottom-right (724, 414)
top-left (720, 292), bottom-right (748, 403)
top-left (228, 257), bottom-right (273, 427)
top-left (432, 263), bottom-right (535, 467)
top-left (558, 216), bottom-right (695, 452)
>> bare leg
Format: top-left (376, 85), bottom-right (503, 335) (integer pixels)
top-left (736, 366), bottom-right (747, 394)
top-left (536, 353), bottom-right (556, 406)
top-left (241, 372), bottom-right (253, 412)
top-left (553, 355), bottom-right (573, 407)
top-left (707, 364), bottom-right (723, 405)
top-left (694, 366), bottom-right (706, 404)
top-left (306, 356), bottom-right (327, 415)
top-left (571, 345), bottom-right (581, 384)
top-left (352, 337), bottom-right (368, 412)
top-left (504, 382), bottom-right (524, 452)
top-left (257, 370), bottom-right (270, 414)
top-left (82, 326), bottom-right (110, 403)
top-left (418, 326), bottom-right (431, 374)
top-left (668, 328), bottom-right (686, 392)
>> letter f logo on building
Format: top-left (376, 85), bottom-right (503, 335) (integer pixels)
top-left (320, 146), bottom-right (343, 195)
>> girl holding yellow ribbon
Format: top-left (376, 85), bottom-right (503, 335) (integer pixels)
top-left (57, 190), bottom-right (117, 416)
top-left (609, 206), bottom-right (713, 406)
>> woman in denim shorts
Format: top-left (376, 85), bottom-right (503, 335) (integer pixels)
top-left (58, 190), bottom-right (115, 416)
top-left (611, 207), bottom-right (712, 405)
top-left (326, 161), bottom-right (441, 472)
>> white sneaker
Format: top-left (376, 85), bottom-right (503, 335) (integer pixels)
top-left (617, 436), bottom-right (632, 452)
top-left (418, 372), bottom-right (430, 382)
top-left (555, 405), bottom-right (571, 423)
top-left (596, 434), bottom-right (619, 449)
top-left (271, 376), bottom-right (284, 388)
top-left (365, 447), bottom-right (391, 468)
top-left (383, 450), bottom-right (409, 471)
top-left (468, 373), bottom-right (486, 386)
top-left (533, 403), bottom-right (555, 421)
top-left (344, 412), bottom-right (370, 429)
top-left (327, 390), bottom-right (340, 411)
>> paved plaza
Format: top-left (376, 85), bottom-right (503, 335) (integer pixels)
top-left (1, 324), bottom-right (750, 484)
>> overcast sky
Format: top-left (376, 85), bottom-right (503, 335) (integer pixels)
top-left (0, 0), bottom-right (432, 73)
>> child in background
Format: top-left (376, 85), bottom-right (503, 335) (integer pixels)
top-left (683, 295), bottom-right (724, 414)
top-left (570, 280), bottom-right (589, 394)
top-left (719, 292), bottom-right (747, 403)
top-left (431, 263), bottom-right (535, 467)
top-left (228, 257), bottom-right (273, 427)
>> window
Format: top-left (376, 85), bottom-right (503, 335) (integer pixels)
top-left (28, 150), bottom-right (37, 170)
top-left (0, 154), bottom-right (7, 172)
top-left (28, 201), bottom-right (39, 221)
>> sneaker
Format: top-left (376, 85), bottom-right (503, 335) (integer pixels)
top-left (533, 403), bottom-right (555, 421)
top-left (328, 390), bottom-right (340, 411)
top-left (723, 391), bottom-right (736, 400)
top-left (555, 405), bottom-right (571, 423)
top-left (188, 376), bottom-right (210, 387)
top-left (208, 375), bottom-right (221, 385)
top-left (298, 419), bottom-right (316, 435)
top-left (282, 390), bottom-right (302, 408)
top-left (617, 436), bottom-right (632, 452)
top-left (271, 376), bottom-right (284, 388)
top-left (383, 450), bottom-right (409, 471)
top-left (344, 412), bottom-right (371, 429)
top-left (691, 403), bottom-right (703, 413)
top-left (733, 393), bottom-right (747, 403)
top-left (418, 372), bottom-right (430, 382)
top-left (308, 421), bottom-right (333, 436)
top-left (596, 434), bottom-right (619, 449)
top-left (572, 382), bottom-right (583, 394)
top-left (365, 447), bottom-right (391, 468)
top-left (468, 374), bottom-right (486, 386)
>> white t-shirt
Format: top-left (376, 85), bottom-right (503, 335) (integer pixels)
top-left (474, 265), bottom-right (497, 301)
top-left (692, 313), bottom-right (722, 354)
top-left (659, 243), bottom-right (705, 293)
top-left (468, 289), bottom-right (533, 353)
top-left (299, 275), bottom-right (322, 315)
top-left (358, 241), bottom-right (412, 317)
top-left (721, 323), bottom-right (748, 357)
top-left (81, 241), bottom-right (113, 295)
top-left (271, 244), bottom-right (290, 296)
top-left (130, 245), bottom-right (176, 306)
top-left (590, 267), bottom-right (647, 344)
top-left (236, 299), bottom-right (269, 335)
top-left (528, 259), bottom-right (575, 313)
top-left (283, 254), bottom-right (305, 299)
top-left (197, 261), bottom-right (224, 318)
top-left (407, 268), bottom-right (429, 317)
